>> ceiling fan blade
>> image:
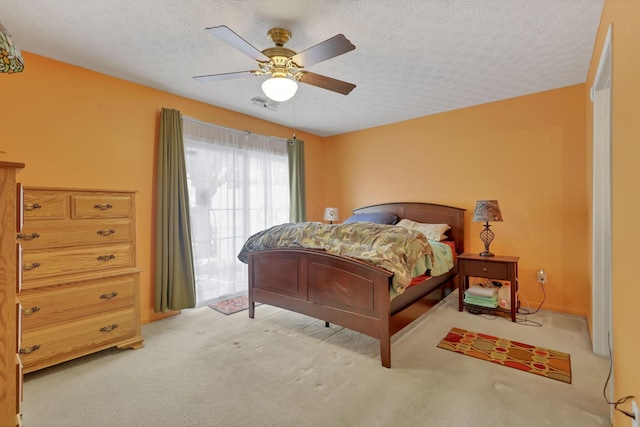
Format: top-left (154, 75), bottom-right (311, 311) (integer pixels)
top-left (297, 71), bottom-right (356, 95)
top-left (290, 34), bottom-right (355, 67)
top-left (206, 25), bottom-right (270, 61)
top-left (193, 70), bottom-right (257, 83)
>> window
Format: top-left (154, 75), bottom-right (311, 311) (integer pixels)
top-left (183, 118), bottom-right (290, 306)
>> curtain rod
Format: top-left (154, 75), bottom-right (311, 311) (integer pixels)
top-left (181, 115), bottom-right (289, 142)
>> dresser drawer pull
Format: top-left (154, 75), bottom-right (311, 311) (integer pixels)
top-left (94, 203), bottom-right (113, 210)
top-left (19, 345), bottom-right (41, 355)
top-left (100, 324), bottom-right (119, 333)
top-left (97, 228), bottom-right (116, 236)
top-left (23, 262), bottom-right (41, 271)
top-left (97, 254), bottom-right (116, 261)
top-left (482, 267), bottom-right (488, 272)
top-left (99, 292), bottom-right (119, 300)
top-left (23, 306), bottom-right (41, 316)
top-left (24, 203), bottom-right (42, 211)
top-left (17, 232), bottom-right (41, 241)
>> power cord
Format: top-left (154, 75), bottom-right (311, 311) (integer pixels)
top-left (603, 332), bottom-right (636, 421)
top-left (518, 280), bottom-right (546, 316)
top-left (516, 281), bottom-right (635, 421)
top-left (513, 280), bottom-right (546, 327)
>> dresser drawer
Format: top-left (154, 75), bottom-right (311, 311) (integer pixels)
top-left (21, 244), bottom-right (135, 288)
top-left (23, 191), bottom-right (68, 220)
top-left (71, 194), bottom-right (133, 219)
top-left (19, 276), bottom-right (136, 330)
top-left (19, 218), bottom-right (133, 249)
top-left (460, 259), bottom-right (508, 279)
top-left (19, 309), bottom-right (137, 370)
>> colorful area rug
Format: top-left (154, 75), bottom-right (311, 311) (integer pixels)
top-left (437, 327), bottom-right (572, 384)
top-left (208, 295), bottom-right (259, 315)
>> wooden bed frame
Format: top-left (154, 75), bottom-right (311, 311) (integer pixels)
top-left (247, 202), bottom-right (465, 368)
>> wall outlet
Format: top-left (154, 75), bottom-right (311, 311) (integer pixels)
top-left (632, 400), bottom-right (638, 427)
top-left (537, 269), bottom-right (547, 284)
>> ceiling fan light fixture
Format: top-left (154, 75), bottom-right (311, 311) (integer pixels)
top-left (261, 76), bottom-right (298, 102)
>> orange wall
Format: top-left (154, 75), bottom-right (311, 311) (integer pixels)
top-left (0, 52), bottom-right (592, 320)
top-left (0, 49), bottom-right (595, 318)
top-left (327, 86), bottom-right (589, 316)
top-left (586, 1), bottom-right (640, 425)
top-left (0, 52), bottom-right (326, 323)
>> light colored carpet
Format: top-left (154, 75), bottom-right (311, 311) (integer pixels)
top-left (22, 293), bottom-right (611, 427)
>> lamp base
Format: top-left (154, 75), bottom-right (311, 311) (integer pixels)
top-left (479, 222), bottom-right (496, 257)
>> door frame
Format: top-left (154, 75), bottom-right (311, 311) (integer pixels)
top-left (590, 23), bottom-right (613, 357)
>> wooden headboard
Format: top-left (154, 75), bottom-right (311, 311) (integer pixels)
top-left (352, 202), bottom-right (466, 254)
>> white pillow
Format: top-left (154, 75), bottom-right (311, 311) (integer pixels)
top-left (396, 219), bottom-right (451, 241)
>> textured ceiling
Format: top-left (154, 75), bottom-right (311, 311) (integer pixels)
top-left (2, 0), bottom-right (603, 137)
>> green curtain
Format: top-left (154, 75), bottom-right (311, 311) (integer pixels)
top-left (287, 138), bottom-right (306, 222)
top-left (154, 108), bottom-right (196, 312)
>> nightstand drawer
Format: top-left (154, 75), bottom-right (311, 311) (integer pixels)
top-left (460, 259), bottom-right (508, 279)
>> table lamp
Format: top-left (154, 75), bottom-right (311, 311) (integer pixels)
top-left (323, 207), bottom-right (339, 224)
top-left (472, 200), bottom-right (503, 257)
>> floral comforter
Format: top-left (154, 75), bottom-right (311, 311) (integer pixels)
top-left (237, 222), bottom-right (435, 297)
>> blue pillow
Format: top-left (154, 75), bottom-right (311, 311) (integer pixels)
top-left (343, 212), bottom-right (398, 225)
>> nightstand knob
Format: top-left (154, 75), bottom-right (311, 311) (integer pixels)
top-left (482, 267), bottom-right (488, 272)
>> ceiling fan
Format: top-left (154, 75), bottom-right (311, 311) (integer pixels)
top-left (193, 25), bottom-right (356, 102)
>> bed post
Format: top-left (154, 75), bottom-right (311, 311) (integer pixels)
top-left (380, 334), bottom-right (391, 368)
top-left (379, 276), bottom-right (392, 368)
top-left (248, 255), bottom-right (255, 319)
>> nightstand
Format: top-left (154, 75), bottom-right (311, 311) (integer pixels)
top-left (457, 253), bottom-right (520, 322)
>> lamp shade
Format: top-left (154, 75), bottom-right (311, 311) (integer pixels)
top-left (472, 200), bottom-right (503, 223)
top-left (0, 22), bottom-right (24, 73)
top-left (261, 76), bottom-right (298, 102)
top-left (323, 207), bottom-right (339, 222)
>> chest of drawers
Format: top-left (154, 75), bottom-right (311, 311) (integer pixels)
top-left (17, 188), bottom-right (144, 373)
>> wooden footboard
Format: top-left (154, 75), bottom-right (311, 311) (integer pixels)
top-left (247, 248), bottom-right (396, 367)
top-left (246, 201), bottom-right (466, 367)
